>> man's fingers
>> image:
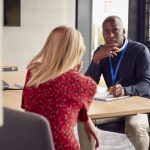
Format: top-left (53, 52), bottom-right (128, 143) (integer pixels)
top-left (113, 84), bottom-right (124, 97)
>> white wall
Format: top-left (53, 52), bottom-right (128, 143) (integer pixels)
top-left (2, 0), bottom-right (75, 71)
top-left (0, 0), bottom-right (3, 126)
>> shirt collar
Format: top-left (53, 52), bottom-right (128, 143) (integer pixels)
top-left (119, 38), bottom-right (128, 51)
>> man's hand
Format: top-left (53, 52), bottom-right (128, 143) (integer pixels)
top-left (108, 84), bottom-right (125, 97)
top-left (93, 43), bottom-right (120, 64)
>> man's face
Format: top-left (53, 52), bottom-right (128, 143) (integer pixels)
top-left (102, 19), bottom-right (124, 48)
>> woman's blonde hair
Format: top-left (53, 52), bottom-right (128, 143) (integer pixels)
top-left (26, 26), bottom-right (85, 87)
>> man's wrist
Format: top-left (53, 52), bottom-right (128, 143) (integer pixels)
top-left (93, 54), bottom-right (101, 64)
top-left (121, 87), bottom-right (125, 96)
top-left (123, 87), bottom-right (126, 96)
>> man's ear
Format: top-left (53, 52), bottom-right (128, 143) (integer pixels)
top-left (123, 28), bottom-right (125, 34)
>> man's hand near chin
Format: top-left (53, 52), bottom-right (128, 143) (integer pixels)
top-left (93, 43), bottom-right (120, 64)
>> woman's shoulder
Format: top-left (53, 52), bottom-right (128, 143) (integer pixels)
top-left (70, 71), bottom-right (97, 99)
top-left (66, 70), bottom-right (97, 87)
top-left (46, 70), bottom-right (97, 92)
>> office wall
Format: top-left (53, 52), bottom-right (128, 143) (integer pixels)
top-left (0, 0), bottom-right (3, 126)
top-left (2, 0), bottom-right (75, 71)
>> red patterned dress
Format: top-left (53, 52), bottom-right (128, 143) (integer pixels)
top-left (22, 70), bottom-right (97, 150)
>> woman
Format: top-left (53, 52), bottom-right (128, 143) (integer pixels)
top-left (22, 26), bottom-right (99, 150)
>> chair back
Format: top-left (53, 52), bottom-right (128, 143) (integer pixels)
top-left (0, 107), bottom-right (55, 150)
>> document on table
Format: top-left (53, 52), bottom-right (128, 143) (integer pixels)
top-left (2, 80), bottom-right (23, 90)
top-left (94, 86), bottom-right (129, 101)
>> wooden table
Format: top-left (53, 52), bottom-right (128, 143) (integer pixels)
top-left (2, 72), bottom-right (150, 119)
top-left (3, 89), bottom-right (150, 118)
top-left (2, 72), bottom-right (26, 86)
top-left (2, 72), bottom-right (26, 111)
top-left (3, 90), bottom-right (23, 111)
top-left (88, 96), bottom-right (150, 119)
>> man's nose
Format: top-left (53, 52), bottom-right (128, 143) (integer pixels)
top-left (109, 32), bottom-right (115, 38)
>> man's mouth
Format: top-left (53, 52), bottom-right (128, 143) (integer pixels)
top-left (106, 39), bottom-right (117, 44)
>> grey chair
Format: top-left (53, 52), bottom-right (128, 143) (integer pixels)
top-left (0, 107), bottom-right (55, 150)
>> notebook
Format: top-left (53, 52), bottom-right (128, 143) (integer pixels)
top-left (2, 80), bottom-right (23, 90)
top-left (94, 86), bottom-right (129, 101)
top-left (2, 80), bottom-right (9, 90)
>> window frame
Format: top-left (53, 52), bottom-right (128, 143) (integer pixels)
top-left (76, 0), bottom-right (150, 72)
top-left (128, 0), bottom-right (150, 49)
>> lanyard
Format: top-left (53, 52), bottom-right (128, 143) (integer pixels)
top-left (108, 41), bottom-right (128, 85)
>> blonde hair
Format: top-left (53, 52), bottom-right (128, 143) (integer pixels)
top-left (26, 26), bottom-right (85, 87)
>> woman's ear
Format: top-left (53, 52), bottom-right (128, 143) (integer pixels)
top-left (73, 61), bottom-right (83, 72)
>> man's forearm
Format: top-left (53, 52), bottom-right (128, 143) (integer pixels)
top-left (124, 81), bottom-right (150, 97)
top-left (85, 61), bottom-right (101, 84)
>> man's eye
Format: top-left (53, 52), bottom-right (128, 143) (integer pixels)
top-left (113, 29), bottom-right (119, 33)
top-left (104, 30), bottom-right (109, 34)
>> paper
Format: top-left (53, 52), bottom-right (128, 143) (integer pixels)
top-left (2, 82), bottom-right (23, 90)
top-left (94, 86), bottom-right (129, 101)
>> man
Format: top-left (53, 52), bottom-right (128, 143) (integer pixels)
top-left (85, 16), bottom-right (150, 150)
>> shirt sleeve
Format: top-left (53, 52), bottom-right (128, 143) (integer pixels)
top-left (78, 105), bottom-right (89, 122)
top-left (77, 76), bottom-right (97, 122)
top-left (85, 47), bottom-right (102, 84)
top-left (81, 76), bottom-right (97, 108)
top-left (85, 61), bottom-right (101, 84)
top-left (124, 47), bottom-right (150, 97)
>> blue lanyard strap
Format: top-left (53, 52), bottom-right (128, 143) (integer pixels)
top-left (109, 41), bottom-right (128, 85)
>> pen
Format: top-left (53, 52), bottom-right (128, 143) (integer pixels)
top-left (114, 78), bottom-right (122, 86)
top-left (107, 78), bottom-right (122, 96)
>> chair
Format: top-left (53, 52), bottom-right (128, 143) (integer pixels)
top-left (0, 107), bottom-right (55, 150)
top-left (96, 121), bottom-right (125, 133)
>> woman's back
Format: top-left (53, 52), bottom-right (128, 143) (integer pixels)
top-left (22, 70), bottom-right (97, 149)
